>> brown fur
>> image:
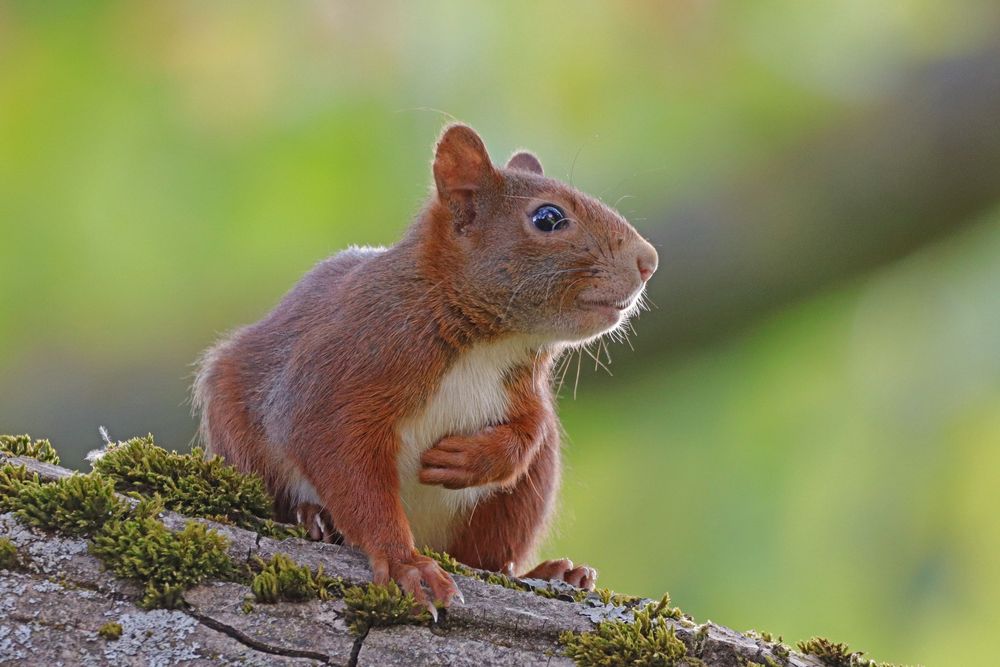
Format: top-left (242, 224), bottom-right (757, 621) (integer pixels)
top-left (193, 124), bottom-right (658, 607)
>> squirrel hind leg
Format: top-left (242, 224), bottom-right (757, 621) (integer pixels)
top-left (293, 502), bottom-right (343, 544)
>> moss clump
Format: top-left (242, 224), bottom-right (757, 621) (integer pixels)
top-left (560, 594), bottom-right (694, 667)
top-left (0, 440), bottom-right (303, 614)
top-left (343, 581), bottom-right (430, 635)
top-left (0, 464), bottom-right (40, 512)
top-left (796, 636), bottom-right (901, 667)
top-left (250, 553), bottom-right (343, 603)
top-left (482, 570), bottom-right (532, 592)
top-left (745, 629), bottom-right (780, 643)
top-left (91, 435), bottom-right (297, 538)
top-left (797, 637), bottom-right (854, 666)
top-left (90, 499), bottom-right (233, 609)
top-left (745, 630), bottom-right (790, 663)
top-left (97, 622), bottom-right (123, 640)
top-left (0, 434), bottom-right (60, 465)
top-left (420, 546), bottom-right (475, 576)
top-left (773, 643), bottom-right (790, 661)
top-left (0, 537), bottom-right (21, 570)
top-left (596, 587), bottom-right (642, 607)
top-left (12, 473), bottom-right (127, 536)
top-left (2, 467), bottom-right (232, 609)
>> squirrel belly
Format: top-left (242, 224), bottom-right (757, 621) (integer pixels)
top-left (396, 337), bottom-right (542, 550)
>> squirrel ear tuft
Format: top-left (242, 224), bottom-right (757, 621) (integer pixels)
top-left (433, 124), bottom-right (494, 201)
top-left (505, 151), bottom-right (543, 175)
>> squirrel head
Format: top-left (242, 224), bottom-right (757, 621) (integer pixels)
top-left (422, 123), bottom-right (658, 346)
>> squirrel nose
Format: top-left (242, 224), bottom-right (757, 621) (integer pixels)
top-left (635, 241), bottom-right (658, 282)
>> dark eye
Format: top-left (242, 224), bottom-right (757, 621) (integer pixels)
top-left (531, 205), bottom-right (569, 232)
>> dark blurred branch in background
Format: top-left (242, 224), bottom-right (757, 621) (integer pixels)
top-left (642, 44), bottom-right (1000, 356)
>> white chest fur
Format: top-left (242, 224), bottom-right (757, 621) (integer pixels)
top-left (396, 338), bottom-right (536, 550)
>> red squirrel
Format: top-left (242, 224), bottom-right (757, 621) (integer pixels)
top-left (194, 124), bottom-right (658, 612)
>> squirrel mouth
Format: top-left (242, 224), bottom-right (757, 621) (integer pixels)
top-left (577, 296), bottom-right (632, 312)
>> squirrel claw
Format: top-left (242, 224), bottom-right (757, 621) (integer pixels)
top-left (372, 553), bottom-right (460, 615)
top-left (293, 502), bottom-right (341, 544)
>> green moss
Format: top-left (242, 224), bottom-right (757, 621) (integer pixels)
top-left (241, 598), bottom-right (255, 614)
top-left (0, 537), bottom-right (20, 570)
top-left (12, 473), bottom-right (128, 536)
top-left (745, 629), bottom-right (780, 643)
top-left (90, 502), bottom-right (233, 609)
top-left (797, 637), bottom-right (853, 666)
top-left (250, 553), bottom-right (343, 603)
top-left (560, 594), bottom-right (694, 666)
top-left (343, 581), bottom-right (430, 635)
top-left (596, 587), bottom-right (642, 607)
top-left (91, 435), bottom-right (298, 538)
top-left (744, 630), bottom-right (790, 664)
top-left (773, 643), bottom-right (790, 661)
top-left (98, 622), bottom-right (123, 640)
top-left (420, 546), bottom-right (474, 576)
top-left (742, 659), bottom-right (780, 667)
top-left (0, 463), bottom-right (39, 512)
top-left (0, 434), bottom-right (60, 465)
top-left (795, 636), bottom-right (902, 667)
top-left (0, 439), bottom-right (271, 612)
top-left (482, 570), bottom-right (532, 592)
top-left (1, 465), bottom-right (231, 608)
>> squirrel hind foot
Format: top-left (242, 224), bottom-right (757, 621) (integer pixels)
top-left (522, 558), bottom-right (598, 591)
top-left (293, 502), bottom-right (343, 545)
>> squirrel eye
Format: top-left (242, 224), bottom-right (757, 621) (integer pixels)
top-left (531, 205), bottom-right (569, 232)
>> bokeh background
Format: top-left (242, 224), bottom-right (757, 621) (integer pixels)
top-left (2, 2), bottom-right (999, 664)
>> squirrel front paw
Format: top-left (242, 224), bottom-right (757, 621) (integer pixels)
top-left (370, 551), bottom-right (462, 620)
top-left (419, 428), bottom-right (522, 489)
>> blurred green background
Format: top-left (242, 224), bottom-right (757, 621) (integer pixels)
top-left (2, 2), bottom-right (999, 664)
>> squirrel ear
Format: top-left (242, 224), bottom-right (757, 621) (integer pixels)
top-left (505, 151), bottom-right (544, 175)
top-left (433, 124), bottom-right (494, 201)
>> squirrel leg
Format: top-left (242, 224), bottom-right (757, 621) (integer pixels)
top-left (294, 431), bottom-right (460, 612)
top-left (446, 425), bottom-right (579, 576)
top-left (446, 427), bottom-right (598, 591)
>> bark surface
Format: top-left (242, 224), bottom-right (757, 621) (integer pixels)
top-left (0, 454), bottom-right (824, 666)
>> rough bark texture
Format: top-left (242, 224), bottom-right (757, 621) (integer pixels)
top-left (0, 454), bottom-right (823, 666)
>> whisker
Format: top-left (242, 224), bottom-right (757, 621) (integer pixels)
top-left (393, 106), bottom-right (459, 123)
top-left (583, 343), bottom-right (612, 376)
top-left (569, 143), bottom-right (585, 187)
top-left (598, 166), bottom-right (669, 201)
top-left (555, 349), bottom-right (573, 397)
top-left (612, 193), bottom-right (634, 209)
top-left (573, 347), bottom-right (583, 400)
